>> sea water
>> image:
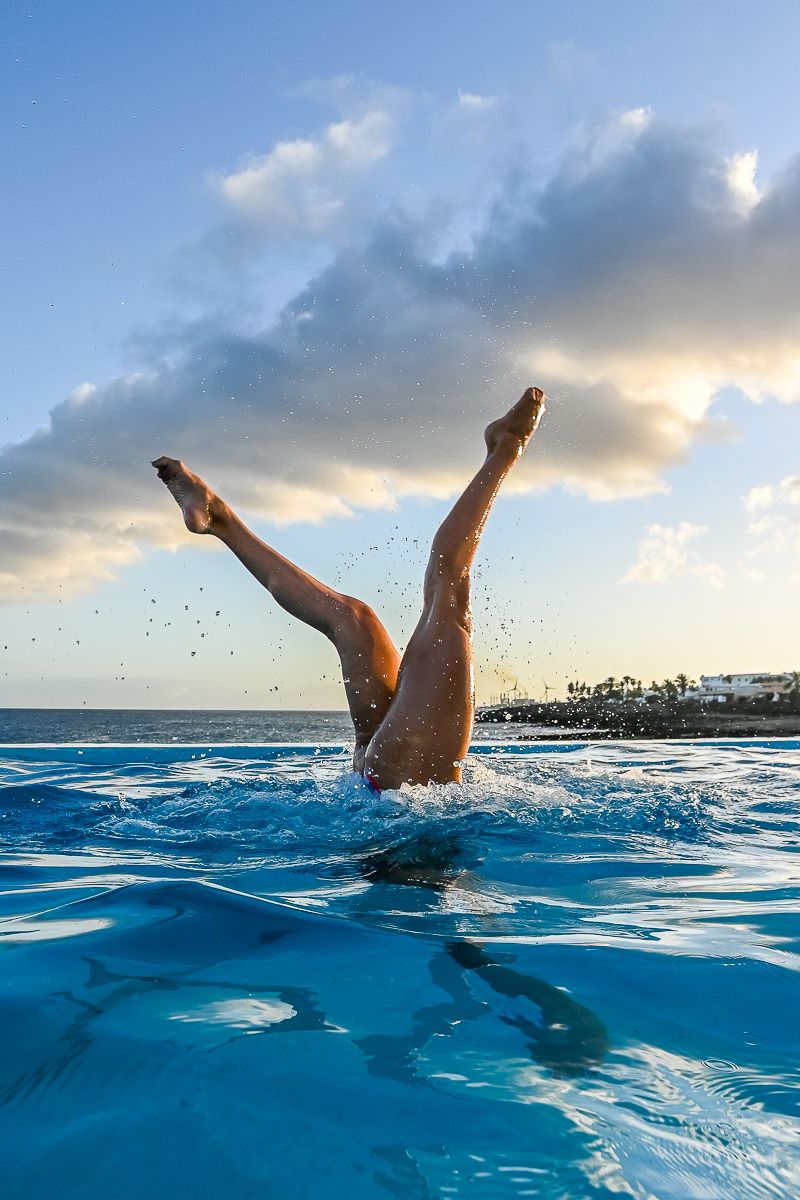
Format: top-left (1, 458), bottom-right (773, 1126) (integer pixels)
top-left (1, 734), bottom-right (799, 1198)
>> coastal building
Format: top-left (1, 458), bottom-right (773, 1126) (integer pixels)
top-left (479, 673), bottom-right (796, 713)
top-left (691, 673), bottom-right (793, 702)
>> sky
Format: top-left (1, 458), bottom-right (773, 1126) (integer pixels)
top-left (1, 0), bottom-right (799, 709)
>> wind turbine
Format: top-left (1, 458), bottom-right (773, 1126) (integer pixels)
top-left (542, 680), bottom-right (555, 702)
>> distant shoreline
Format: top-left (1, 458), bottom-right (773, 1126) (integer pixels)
top-left (476, 700), bottom-right (800, 740)
top-left (1, 706), bottom-right (799, 743)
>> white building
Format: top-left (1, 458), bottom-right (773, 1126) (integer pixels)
top-left (692, 673), bottom-right (793, 703)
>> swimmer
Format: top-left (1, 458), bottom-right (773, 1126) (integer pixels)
top-left (152, 386), bottom-right (545, 789)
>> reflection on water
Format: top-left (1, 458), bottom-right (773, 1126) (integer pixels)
top-left (359, 837), bottom-right (609, 1079)
top-left (169, 997), bottom-right (299, 1029)
top-left (1, 740), bottom-right (799, 1198)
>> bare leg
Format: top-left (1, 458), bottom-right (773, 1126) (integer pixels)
top-left (151, 458), bottom-right (400, 763)
top-left (364, 387), bottom-right (545, 789)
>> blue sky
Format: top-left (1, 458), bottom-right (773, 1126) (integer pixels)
top-left (2, 1), bottom-right (799, 708)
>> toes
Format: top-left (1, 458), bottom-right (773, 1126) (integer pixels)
top-left (152, 456), bottom-right (182, 480)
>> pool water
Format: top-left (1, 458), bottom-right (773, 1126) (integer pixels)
top-left (1, 740), bottom-right (799, 1199)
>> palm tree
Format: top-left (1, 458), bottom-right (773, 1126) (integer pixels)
top-left (674, 673), bottom-right (696, 696)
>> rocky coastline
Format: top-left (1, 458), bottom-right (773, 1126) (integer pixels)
top-left (476, 699), bottom-right (800, 740)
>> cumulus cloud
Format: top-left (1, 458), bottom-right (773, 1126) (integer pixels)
top-left (4, 107), bottom-right (800, 600)
top-left (743, 475), bottom-right (800, 565)
top-left (215, 109), bottom-right (394, 234)
top-left (621, 523), bottom-right (725, 587)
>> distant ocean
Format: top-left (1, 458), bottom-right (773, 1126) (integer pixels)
top-left (0, 708), bottom-right (558, 744)
top-left (0, 709), bottom-right (355, 744)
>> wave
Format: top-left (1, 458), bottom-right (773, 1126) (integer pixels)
top-left (0, 753), bottom-right (725, 862)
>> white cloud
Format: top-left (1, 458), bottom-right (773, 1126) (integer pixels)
top-left (69, 381), bottom-right (98, 405)
top-left (725, 150), bottom-right (760, 214)
top-left (216, 109), bottom-right (394, 233)
top-left (743, 484), bottom-right (775, 512)
top-left (621, 523), bottom-right (725, 587)
top-left (457, 90), bottom-right (497, 111)
top-left (691, 560), bottom-right (727, 589)
top-left (4, 109), bottom-right (800, 601)
top-left (743, 475), bottom-right (800, 565)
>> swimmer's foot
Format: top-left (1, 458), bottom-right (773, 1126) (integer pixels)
top-left (484, 386), bottom-right (545, 457)
top-left (151, 456), bottom-right (224, 534)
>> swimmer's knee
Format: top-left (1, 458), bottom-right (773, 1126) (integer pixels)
top-left (333, 595), bottom-right (383, 640)
top-left (342, 595), bottom-right (379, 626)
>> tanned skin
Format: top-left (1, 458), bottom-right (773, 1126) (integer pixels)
top-left (153, 387), bottom-right (544, 789)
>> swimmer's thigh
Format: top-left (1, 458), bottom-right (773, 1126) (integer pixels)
top-left (364, 607), bottom-right (474, 787)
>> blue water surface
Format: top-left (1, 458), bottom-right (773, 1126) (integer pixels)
top-left (1, 738), bottom-right (799, 1199)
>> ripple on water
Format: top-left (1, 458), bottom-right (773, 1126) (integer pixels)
top-left (1, 739), bottom-right (799, 1200)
